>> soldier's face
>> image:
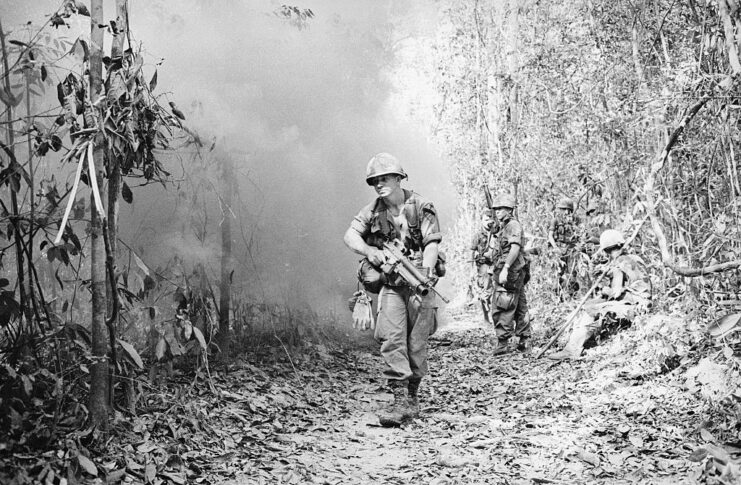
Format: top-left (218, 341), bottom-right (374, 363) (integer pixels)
top-left (494, 208), bottom-right (510, 221)
top-left (606, 246), bottom-right (623, 259)
top-left (371, 174), bottom-right (401, 197)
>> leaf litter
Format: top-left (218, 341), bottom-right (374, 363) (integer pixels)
top-left (4, 308), bottom-right (741, 484)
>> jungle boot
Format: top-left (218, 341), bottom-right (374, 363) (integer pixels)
top-left (491, 338), bottom-right (511, 356)
top-left (406, 379), bottom-right (421, 419)
top-left (516, 337), bottom-right (530, 352)
top-left (547, 313), bottom-right (593, 361)
top-left (377, 380), bottom-right (407, 427)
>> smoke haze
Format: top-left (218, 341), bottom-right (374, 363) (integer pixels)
top-left (1, 1), bottom-right (457, 311)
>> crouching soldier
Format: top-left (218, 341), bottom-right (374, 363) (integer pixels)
top-left (344, 153), bottom-right (443, 427)
top-left (486, 193), bottom-right (531, 356)
top-left (547, 229), bottom-right (651, 361)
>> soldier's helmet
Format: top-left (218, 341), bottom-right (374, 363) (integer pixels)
top-left (556, 197), bottom-right (575, 211)
top-left (365, 153), bottom-right (408, 185)
top-left (600, 229), bottom-right (625, 251)
top-left (492, 193), bottom-right (516, 210)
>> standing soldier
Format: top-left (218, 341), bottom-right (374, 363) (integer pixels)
top-left (344, 153), bottom-right (443, 427)
top-left (582, 200), bottom-right (607, 257)
top-left (486, 193), bottom-right (531, 355)
top-left (470, 213), bottom-right (498, 322)
top-left (548, 197), bottom-right (581, 298)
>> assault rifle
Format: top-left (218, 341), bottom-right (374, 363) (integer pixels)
top-left (381, 239), bottom-right (450, 303)
top-left (484, 185), bottom-right (494, 213)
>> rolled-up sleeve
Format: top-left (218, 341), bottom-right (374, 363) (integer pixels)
top-left (349, 204), bottom-right (373, 238)
top-left (503, 220), bottom-right (523, 246)
top-left (419, 201), bottom-right (442, 246)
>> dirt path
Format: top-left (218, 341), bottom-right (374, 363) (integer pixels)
top-left (207, 308), bottom-right (710, 484)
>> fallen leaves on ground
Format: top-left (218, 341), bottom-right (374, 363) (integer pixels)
top-left (4, 308), bottom-right (741, 484)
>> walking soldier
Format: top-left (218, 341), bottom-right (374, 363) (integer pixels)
top-left (344, 153), bottom-right (443, 426)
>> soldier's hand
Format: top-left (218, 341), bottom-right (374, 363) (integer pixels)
top-left (365, 247), bottom-right (386, 267)
top-left (498, 267), bottom-right (509, 285)
top-left (422, 266), bottom-right (438, 287)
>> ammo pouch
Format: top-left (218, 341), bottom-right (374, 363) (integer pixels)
top-left (492, 289), bottom-right (517, 311)
top-left (357, 258), bottom-right (386, 294)
top-left (435, 251), bottom-right (447, 277)
top-left (493, 262), bottom-right (524, 292)
top-left (522, 261), bottom-right (531, 286)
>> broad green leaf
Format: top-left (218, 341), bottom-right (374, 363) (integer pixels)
top-left (133, 252), bottom-right (150, 276)
top-left (144, 463), bottom-right (156, 483)
top-left (77, 455), bottom-right (97, 476)
top-left (192, 327), bottom-right (207, 350)
top-left (182, 320), bottom-right (193, 340)
top-left (149, 69), bottom-right (158, 92)
top-left (155, 337), bottom-right (166, 361)
top-left (118, 339), bottom-right (144, 369)
top-left (122, 182), bottom-right (133, 204)
top-left (21, 375), bottom-right (32, 397)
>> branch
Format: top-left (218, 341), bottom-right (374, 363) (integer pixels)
top-left (642, 95), bottom-right (735, 277)
top-left (668, 260), bottom-right (741, 276)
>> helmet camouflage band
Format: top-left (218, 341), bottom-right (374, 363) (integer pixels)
top-left (365, 153), bottom-right (408, 185)
top-left (556, 197), bottom-right (575, 211)
top-left (600, 229), bottom-right (625, 251)
top-left (492, 193), bottom-right (516, 209)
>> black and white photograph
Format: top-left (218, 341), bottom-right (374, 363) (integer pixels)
top-left (1, 0), bottom-right (741, 483)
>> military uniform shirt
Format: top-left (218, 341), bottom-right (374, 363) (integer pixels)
top-left (350, 189), bottom-right (442, 252)
top-left (489, 217), bottom-right (525, 270)
top-left (550, 213), bottom-right (581, 246)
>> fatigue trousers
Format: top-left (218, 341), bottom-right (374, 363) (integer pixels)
top-left (475, 263), bottom-right (492, 292)
top-left (562, 293), bottom-right (648, 357)
top-left (474, 263), bottom-right (493, 322)
top-left (557, 247), bottom-right (579, 298)
top-left (490, 283), bottom-right (531, 342)
top-left (562, 309), bottom-right (601, 358)
top-left (374, 286), bottom-right (438, 385)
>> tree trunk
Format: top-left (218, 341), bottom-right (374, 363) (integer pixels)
top-left (217, 155), bottom-right (234, 361)
top-left (719, 0), bottom-right (741, 75)
top-left (0, 21), bottom-right (29, 330)
top-left (88, 0), bottom-right (110, 430)
top-left (104, 0), bottom-right (127, 409)
top-left (505, 0), bottom-right (520, 193)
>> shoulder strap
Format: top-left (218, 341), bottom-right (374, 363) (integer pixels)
top-left (372, 197), bottom-right (392, 239)
top-left (404, 190), bottom-right (420, 229)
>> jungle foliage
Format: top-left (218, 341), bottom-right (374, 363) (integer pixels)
top-left (434, 0), bottom-right (741, 327)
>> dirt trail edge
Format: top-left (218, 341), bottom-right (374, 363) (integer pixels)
top-left (195, 310), bottom-right (713, 485)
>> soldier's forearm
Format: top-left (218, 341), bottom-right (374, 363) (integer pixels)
top-left (344, 229), bottom-right (372, 257)
top-left (503, 244), bottom-right (520, 268)
top-left (422, 242), bottom-right (439, 270)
